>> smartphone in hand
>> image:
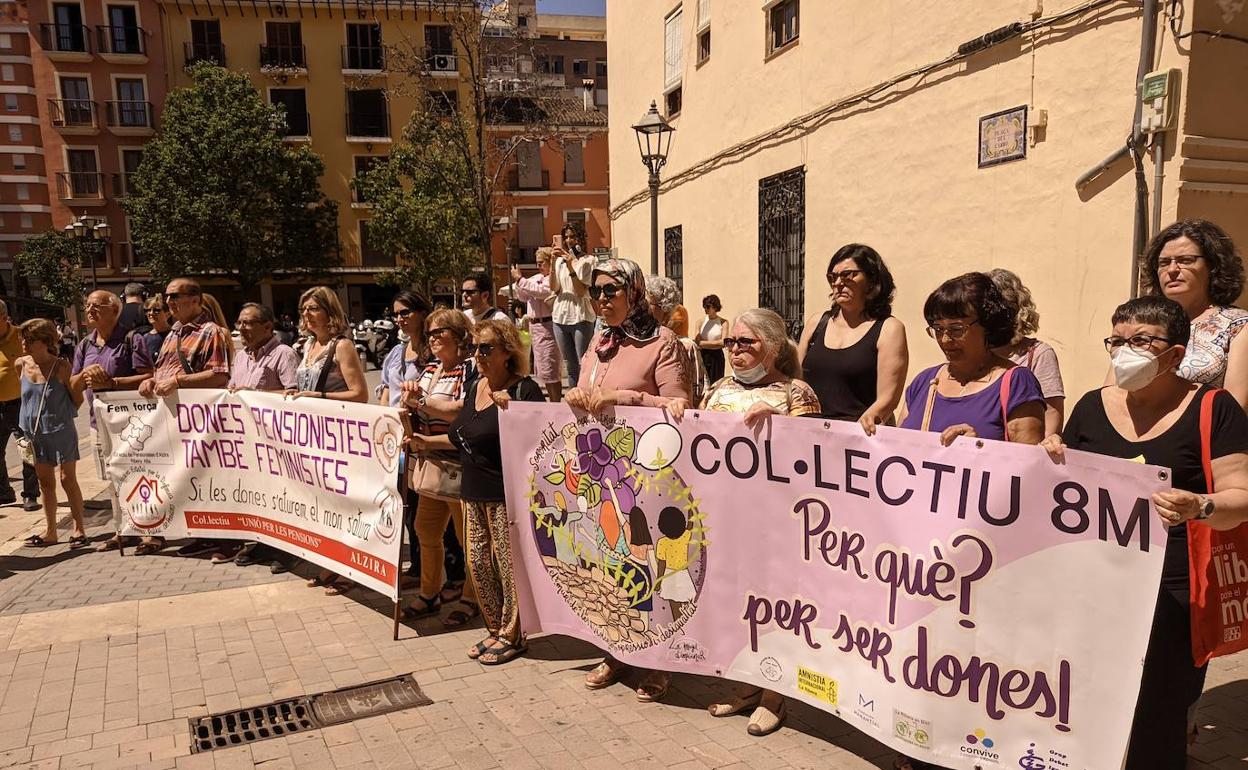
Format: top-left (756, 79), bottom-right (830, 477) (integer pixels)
top-left (553, 234), bottom-right (563, 250)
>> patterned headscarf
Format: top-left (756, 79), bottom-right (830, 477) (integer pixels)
top-left (593, 257), bottom-right (658, 361)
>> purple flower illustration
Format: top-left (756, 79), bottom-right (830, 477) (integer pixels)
top-left (575, 429), bottom-right (612, 481)
top-left (601, 457), bottom-right (639, 513)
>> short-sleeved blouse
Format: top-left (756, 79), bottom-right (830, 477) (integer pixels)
top-left (1179, 306), bottom-right (1248, 387)
top-left (900, 365), bottom-right (1044, 441)
top-left (701, 377), bottom-right (821, 417)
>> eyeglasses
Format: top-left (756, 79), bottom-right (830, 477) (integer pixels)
top-left (461, 288), bottom-right (482, 296)
top-left (236, 319), bottom-right (262, 328)
top-left (84, 303), bottom-right (112, 312)
top-left (427, 326), bottom-right (452, 339)
top-left (395, 308), bottom-right (418, 319)
top-left (301, 304), bottom-right (323, 314)
top-left (1157, 255), bottom-right (1203, 271)
top-left (723, 337), bottom-right (759, 350)
top-left (1104, 334), bottom-right (1171, 353)
top-left (164, 292), bottom-right (195, 303)
top-left (467, 343), bottom-right (497, 357)
top-left (826, 269), bottom-right (864, 284)
top-left (144, 308), bottom-right (163, 316)
top-left (587, 283), bottom-right (624, 301)
top-left (925, 320), bottom-right (980, 340)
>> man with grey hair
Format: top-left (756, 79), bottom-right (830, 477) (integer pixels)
top-left (118, 282), bottom-right (149, 336)
top-left (70, 289), bottom-right (153, 537)
top-left (0, 298), bottom-right (39, 509)
top-left (214, 302), bottom-right (299, 566)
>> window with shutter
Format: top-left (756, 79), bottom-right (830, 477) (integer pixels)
top-left (664, 8), bottom-right (683, 89)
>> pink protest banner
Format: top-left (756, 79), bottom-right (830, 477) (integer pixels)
top-left (500, 403), bottom-right (1171, 770)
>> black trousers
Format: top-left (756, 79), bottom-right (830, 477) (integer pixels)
top-left (0, 398), bottom-right (38, 501)
top-left (701, 348), bottom-right (725, 386)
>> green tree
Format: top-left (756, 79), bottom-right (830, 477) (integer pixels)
top-left (14, 231), bottom-right (89, 309)
top-left (123, 63), bottom-right (339, 288)
top-left (357, 113), bottom-right (483, 296)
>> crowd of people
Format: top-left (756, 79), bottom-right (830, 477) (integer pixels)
top-left (0, 217), bottom-right (1246, 767)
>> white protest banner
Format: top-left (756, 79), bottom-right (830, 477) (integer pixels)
top-left (500, 404), bottom-right (1171, 770)
top-left (96, 390), bottom-right (405, 599)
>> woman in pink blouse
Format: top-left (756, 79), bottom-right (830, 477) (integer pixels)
top-left (565, 257), bottom-right (691, 702)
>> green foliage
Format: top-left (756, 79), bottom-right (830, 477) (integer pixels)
top-left (356, 112), bottom-right (486, 296)
top-left (123, 63), bottom-right (340, 287)
top-left (14, 231), bottom-right (89, 309)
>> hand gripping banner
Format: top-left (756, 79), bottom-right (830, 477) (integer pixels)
top-left (500, 403), bottom-right (1171, 770)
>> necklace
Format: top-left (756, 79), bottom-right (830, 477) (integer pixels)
top-left (943, 361), bottom-right (996, 395)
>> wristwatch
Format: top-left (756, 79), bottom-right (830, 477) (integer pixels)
top-left (1196, 495), bottom-right (1216, 520)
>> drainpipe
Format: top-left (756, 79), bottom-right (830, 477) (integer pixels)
top-left (1074, 0), bottom-right (1160, 297)
top-left (1151, 134), bottom-right (1166, 237)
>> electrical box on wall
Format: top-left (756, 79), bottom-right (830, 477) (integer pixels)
top-left (1141, 68), bottom-right (1181, 133)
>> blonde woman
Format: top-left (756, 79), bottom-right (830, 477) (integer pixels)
top-left (989, 268), bottom-right (1065, 435)
top-left (294, 286), bottom-right (369, 594)
top-left (448, 320), bottom-right (546, 664)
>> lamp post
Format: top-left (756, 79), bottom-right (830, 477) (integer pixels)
top-left (632, 101), bottom-right (674, 274)
top-left (63, 211), bottom-right (110, 291)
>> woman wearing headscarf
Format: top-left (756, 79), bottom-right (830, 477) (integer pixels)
top-left (564, 257), bottom-right (691, 702)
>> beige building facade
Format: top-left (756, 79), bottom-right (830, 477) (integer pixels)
top-left (607, 0), bottom-right (1248, 400)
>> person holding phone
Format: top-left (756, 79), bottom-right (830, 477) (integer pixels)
top-left (549, 223), bottom-right (596, 388)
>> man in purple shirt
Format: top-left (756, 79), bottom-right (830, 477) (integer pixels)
top-left (215, 303), bottom-right (299, 568)
top-left (68, 290), bottom-right (153, 544)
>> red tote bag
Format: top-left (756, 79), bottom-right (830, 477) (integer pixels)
top-left (1187, 388), bottom-right (1248, 666)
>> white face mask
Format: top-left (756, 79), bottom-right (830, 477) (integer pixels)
top-left (1112, 346), bottom-right (1165, 391)
top-left (733, 363), bottom-right (769, 385)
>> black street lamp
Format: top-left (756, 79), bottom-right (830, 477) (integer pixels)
top-left (632, 101), bottom-right (674, 274)
top-left (64, 211), bottom-right (110, 291)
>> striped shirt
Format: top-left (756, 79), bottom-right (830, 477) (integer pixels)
top-left (413, 359), bottom-right (475, 436)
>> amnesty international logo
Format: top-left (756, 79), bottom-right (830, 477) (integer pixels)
top-left (118, 468), bottom-right (175, 534)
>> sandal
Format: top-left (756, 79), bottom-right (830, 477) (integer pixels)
top-left (68, 535), bottom-right (88, 548)
top-left (323, 579), bottom-right (352, 596)
top-left (306, 572), bottom-right (331, 588)
top-left (96, 537), bottom-right (122, 552)
top-left (478, 639), bottom-right (527, 666)
top-left (23, 535), bottom-right (55, 547)
top-left (708, 688), bottom-right (763, 717)
top-left (635, 670), bottom-right (670, 703)
top-left (134, 541), bottom-right (162, 556)
top-left (442, 601), bottom-right (480, 629)
top-left (467, 637), bottom-right (496, 660)
top-left (585, 658), bottom-right (627, 690)
top-left (440, 580), bottom-right (465, 603)
top-left (747, 696), bottom-right (787, 736)
top-left (402, 594), bottom-right (442, 620)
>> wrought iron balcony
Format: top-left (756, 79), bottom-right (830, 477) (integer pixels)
top-left (38, 23), bottom-right (90, 54)
top-left (346, 110), bottom-right (389, 139)
top-left (105, 101), bottom-right (153, 129)
top-left (56, 171), bottom-right (105, 201)
top-left (96, 25), bottom-right (146, 56)
top-left (342, 45), bottom-right (384, 71)
top-left (48, 99), bottom-right (98, 129)
top-left (260, 43), bottom-right (306, 70)
top-left (184, 41), bottom-right (226, 67)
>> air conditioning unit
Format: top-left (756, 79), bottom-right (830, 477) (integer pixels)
top-left (432, 54), bottom-right (456, 72)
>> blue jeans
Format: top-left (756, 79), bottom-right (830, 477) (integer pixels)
top-left (555, 321), bottom-right (595, 386)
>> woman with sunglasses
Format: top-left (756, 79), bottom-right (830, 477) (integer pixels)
top-left (798, 244), bottom-right (908, 434)
top-left (700, 308), bottom-right (819, 736)
top-left (140, 296), bottom-right (173, 364)
top-left (1042, 296), bottom-right (1248, 768)
top-left (448, 320), bottom-right (545, 665)
top-left (293, 286), bottom-right (370, 594)
top-left (896, 272), bottom-right (1044, 447)
top-left (400, 309), bottom-right (480, 628)
top-left (1141, 219), bottom-right (1247, 410)
top-left (566, 257), bottom-right (692, 701)
top-left (379, 291), bottom-right (466, 596)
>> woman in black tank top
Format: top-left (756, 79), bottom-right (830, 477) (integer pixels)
top-left (797, 244), bottom-right (909, 429)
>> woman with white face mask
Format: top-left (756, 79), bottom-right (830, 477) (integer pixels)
top-left (1042, 296), bottom-right (1248, 768)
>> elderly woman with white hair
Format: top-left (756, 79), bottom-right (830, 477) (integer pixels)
top-left (645, 274), bottom-right (704, 403)
top-left (672, 308), bottom-right (820, 735)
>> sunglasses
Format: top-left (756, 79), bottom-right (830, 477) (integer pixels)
top-left (427, 326), bottom-right (452, 338)
top-left (723, 337), bottom-right (759, 349)
top-left (466, 343), bottom-right (497, 357)
top-left (587, 283), bottom-right (624, 301)
top-left (395, 308), bottom-right (420, 319)
top-left (461, 288), bottom-right (482, 296)
top-left (164, 291), bottom-right (196, 302)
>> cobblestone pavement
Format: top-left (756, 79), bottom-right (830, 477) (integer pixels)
top-left (0, 374), bottom-right (1245, 768)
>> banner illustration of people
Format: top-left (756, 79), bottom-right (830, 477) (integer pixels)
top-left (501, 403), bottom-right (1171, 770)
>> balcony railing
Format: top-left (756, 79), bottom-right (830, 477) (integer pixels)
top-left (506, 168), bottom-right (550, 191)
top-left (342, 45), bottom-right (384, 71)
top-left (105, 100), bottom-right (153, 129)
top-left (279, 111), bottom-right (311, 137)
top-left (184, 41), bottom-right (226, 67)
top-left (38, 23), bottom-right (90, 54)
top-left (423, 48), bottom-right (458, 73)
top-left (56, 171), bottom-right (104, 200)
top-left (260, 43), bottom-right (306, 69)
top-left (346, 110), bottom-right (389, 139)
top-left (96, 25), bottom-right (146, 56)
top-left (111, 172), bottom-right (136, 198)
top-left (48, 99), bottom-right (97, 128)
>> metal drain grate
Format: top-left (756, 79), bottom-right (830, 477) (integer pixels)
top-left (190, 698), bottom-right (316, 752)
top-left (189, 674), bottom-right (432, 753)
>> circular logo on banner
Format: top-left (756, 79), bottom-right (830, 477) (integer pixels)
top-left (372, 415), bottom-right (403, 474)
top-left (528, 420), bottom-right (709, 652)
top-left (118, 468), bottom-right (175, 534)
top-left (373, 489), bottom-right (399, 545)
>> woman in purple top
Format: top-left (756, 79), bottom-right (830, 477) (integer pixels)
top-left (899, 272), bottom-right (1045, 445)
